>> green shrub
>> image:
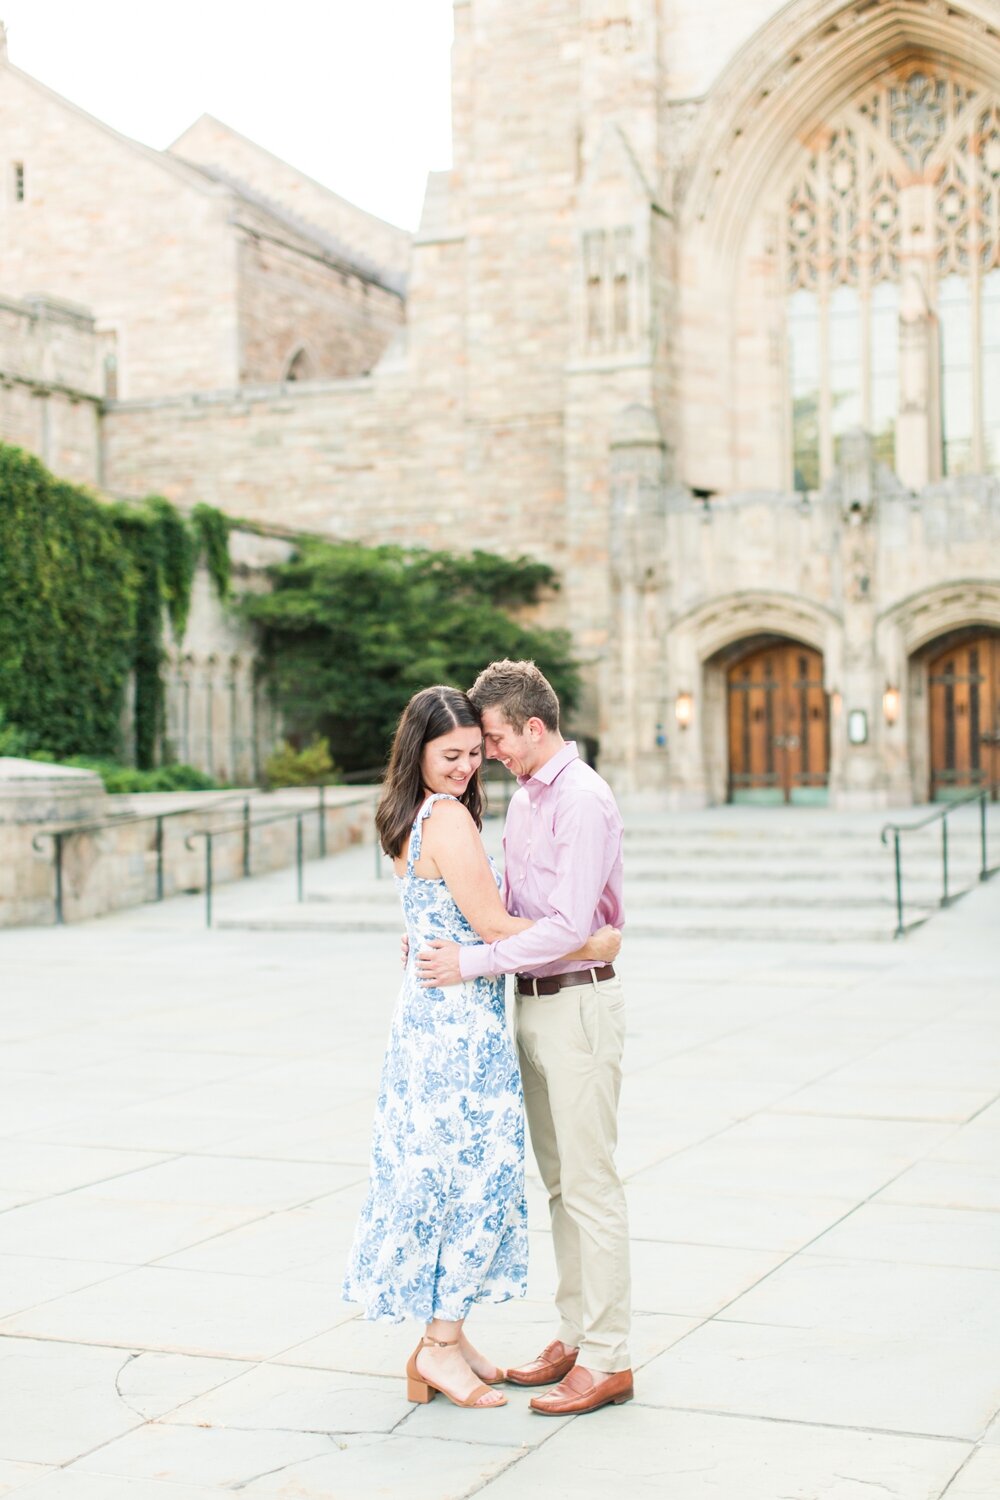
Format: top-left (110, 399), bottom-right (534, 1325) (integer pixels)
top-left (49, 757), bottom-right (222, 793)
top-left (243, 541), bottom-right (581, 773)
top-left (263, 737), bottom-right (340, 788)
top-left (0, 708), bottom-right (31, 757)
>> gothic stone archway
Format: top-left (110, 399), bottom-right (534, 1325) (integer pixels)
top-left (877, 580), bottom-right (1000, 801)
top-left (725, 637), bottom-right (831, 804)
top-left (666, 591), bottom-right (841, 805)
top-left (926, 629), bottom-right (1000, 799)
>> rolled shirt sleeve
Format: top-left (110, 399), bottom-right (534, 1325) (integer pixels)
top-left (458, 791), bottom-right (614, 980)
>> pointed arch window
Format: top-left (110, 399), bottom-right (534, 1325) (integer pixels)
top-left (283, 345), bottom-right (316, 383)
top-left (782, 67), bottom-right (1000, 488)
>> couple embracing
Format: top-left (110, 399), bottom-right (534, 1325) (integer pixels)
top-left (343, 659), bottom-right (633, 1416)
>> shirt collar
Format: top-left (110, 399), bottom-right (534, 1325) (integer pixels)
top-left (519, 740), bottom-right (579, 789)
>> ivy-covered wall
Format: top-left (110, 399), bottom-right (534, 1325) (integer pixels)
top-left (0, 442), bottom-right (230, 767)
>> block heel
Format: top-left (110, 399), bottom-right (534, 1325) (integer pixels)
top-left (405, 1335), bottom-right (507, 1409)
top-left (406, 1372), bottom-right (433, 1403)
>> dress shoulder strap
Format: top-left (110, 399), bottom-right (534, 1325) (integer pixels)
top-left (407, 792), bottom-right (460, 873)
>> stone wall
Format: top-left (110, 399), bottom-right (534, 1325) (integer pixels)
top-left (3, 783), bottom-right (377, 927)
top-left (661, 0), bottom-right (788, 99)
top-left (237, 229), bottom-right (403, 385)
top-left (0, 293), bottom-right (102, 484)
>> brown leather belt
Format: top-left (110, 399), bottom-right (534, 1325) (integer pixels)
top-left (515, 964), bottom-right (616, 996)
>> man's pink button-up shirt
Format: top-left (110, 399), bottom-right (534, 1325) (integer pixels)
top-left (458, 741), bottom-right (624, 982)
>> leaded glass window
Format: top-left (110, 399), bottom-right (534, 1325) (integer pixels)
top-left (782, 67), bottom-right (1000, 488)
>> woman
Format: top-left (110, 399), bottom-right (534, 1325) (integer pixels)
top-left (342, 685), bottom-right (621, 1410)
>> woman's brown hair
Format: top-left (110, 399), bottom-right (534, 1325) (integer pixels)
top-left (375, 685), bottom-right (485, 858)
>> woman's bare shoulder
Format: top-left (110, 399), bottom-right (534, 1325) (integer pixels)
top-left (422, 797), bottom-right (479, 843)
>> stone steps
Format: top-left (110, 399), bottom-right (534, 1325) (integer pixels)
top-left (209, 805), bottom-right (995, 943)
top-left (302, 875), bottom-right (941, 910)
top-left (214, 901), bottom-right (898, 942)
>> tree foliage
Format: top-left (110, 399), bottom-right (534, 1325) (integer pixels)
top-left (243, 540), bottom-right (581, 773)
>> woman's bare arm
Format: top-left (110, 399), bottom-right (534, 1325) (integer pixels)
top-left (421, 800), bottom-right (532, 942)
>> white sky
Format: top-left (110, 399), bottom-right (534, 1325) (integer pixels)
top-left (0, 1), bottom-right (455, 229)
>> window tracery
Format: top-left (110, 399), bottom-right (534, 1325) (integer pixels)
top-left (783, 64), bottom-right (1000, 489)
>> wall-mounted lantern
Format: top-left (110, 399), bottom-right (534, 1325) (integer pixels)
top-left (674, 692), bottom-right (694, 730)
top-left (882, 686), bottom-right (901, 726)
top-left (847, 708), bottom-right (869, 745)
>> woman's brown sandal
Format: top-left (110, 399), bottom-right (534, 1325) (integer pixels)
top-left (405, 1336), bottom-right (507, 1408)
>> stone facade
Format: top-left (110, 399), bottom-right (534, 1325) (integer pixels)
top-left (0, 293), bottom-right (102, 483)
top-left (6, 5), bottom-right (1000, 805)
top-left (236, 229), bottom-right (402, 385)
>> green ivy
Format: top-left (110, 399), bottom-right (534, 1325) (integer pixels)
top-left (193, 503), bottom-right (232, 601)
top-left (147, 494), bottom-right (196, 640)
top-left (0, 445), bottom-right (137, 759)
top-left (0, 443), bottom-right (231, 768)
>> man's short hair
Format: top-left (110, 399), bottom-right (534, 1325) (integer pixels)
top-left (468, 659), bottom-right (560, 733)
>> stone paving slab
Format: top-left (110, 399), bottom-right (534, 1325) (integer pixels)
top-left (475, 1405), bottom-right (969, 1500)
top-left (0, 819), bottom-right (998, 1497)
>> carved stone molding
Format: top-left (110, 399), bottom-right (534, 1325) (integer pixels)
top-left (671, 589), bottom-right (843, 663)
top-left (878, 578), bottom-right (1000, 654)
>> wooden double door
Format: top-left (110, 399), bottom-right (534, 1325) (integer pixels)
top-left (728, 642), bottom-right (830, 804)
top-left (929, 633), bottom-right (1000, 799)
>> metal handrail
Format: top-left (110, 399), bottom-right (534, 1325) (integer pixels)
top-left (31, 786), bottom-right (338, 925)
top-left (31, 787), bottom-right (254, 841)
top-left (880, 784), bottom-right (999, 937)
top-left (31, 788), bottom-right (262, 924)
top-left (185, 794), bottom-right (352, 927)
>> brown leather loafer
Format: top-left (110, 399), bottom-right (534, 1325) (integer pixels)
top-left (505, 1339), bottom-right (579, 1388)
top-left (529, 1364), bottom-right (634, 1415)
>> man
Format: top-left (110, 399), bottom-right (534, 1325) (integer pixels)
top-left (417, 658), bottom-right (632, 1415)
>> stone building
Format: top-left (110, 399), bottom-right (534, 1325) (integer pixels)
top-left (4, 4), bottom-right (1000, 804)
top-left (0, 23), bottom-right (405, 781)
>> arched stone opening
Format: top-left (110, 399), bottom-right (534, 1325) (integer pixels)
top-left (666, 591), bottom-right (842, 805)
top-left (877, 579), bottom-right (1000, 800)
top-left (909, 625), bottom-right (1000, 799)
top-left (283, 344), bottom-right (316, 383)
top-left (706, 633), bottom-right (831, 805)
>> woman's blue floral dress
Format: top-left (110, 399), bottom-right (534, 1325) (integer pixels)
top-left (343, 793), bottom-right (528, 1323)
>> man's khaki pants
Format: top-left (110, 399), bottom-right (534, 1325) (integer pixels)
top-left (515, 972), bottom-right (631, 1373)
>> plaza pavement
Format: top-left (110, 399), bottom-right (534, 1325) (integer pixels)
top-left (0, 814), bottom-right (999, 1499)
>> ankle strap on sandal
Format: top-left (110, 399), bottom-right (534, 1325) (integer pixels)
top-left (421, 1335), bottom-right (459, 1347)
